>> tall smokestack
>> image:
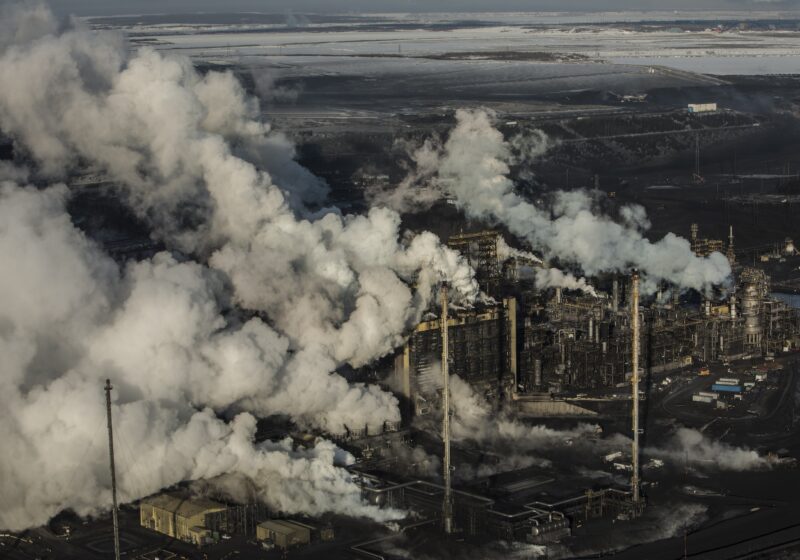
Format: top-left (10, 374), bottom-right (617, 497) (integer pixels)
top-left (612, 276), bottom-right (619, 313)
top-left (440, 284), bottom-right (453, 534)
top-left (104, 379), bottom-right (121, 560)
top-left (727, 225), bottom-right (736, 266)
top-left (630, 271), bottom-right (641, 505)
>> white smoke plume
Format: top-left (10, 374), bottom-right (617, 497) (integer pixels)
top-left (0, 182), bottom-right (406, 530)
top-left (407, 108), bottom-right (731, 292)
top-left (0, 3), bottom-right (478, 530)
top-left (534, 267), bottom-right (598, 297)
top-left (497, 236), bottom-right (599, 296)
top-left (647, 427), bottom-right (770, 471)
top-left (496, 236), bottom-right (543, 265)
top-left (509, 128), bottom-right (553, 163)
top-left (448, 376), bottom-right (601, 453)
top-left (385, 442), bottom-right (442, 479)
top-left (250, 65), bottom-right (304, 104)
top-left (556, 501), bottom-right (707, 559)
top-left (449, 378), bottom-right (768, 474)
top-left (366, 136), bottom-right (447, 213)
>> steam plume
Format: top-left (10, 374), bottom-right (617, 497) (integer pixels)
top-left (648, 427), bottom-right (770, 471)
top-left (408, 109), bottom-right (731, 292)
top-left (0, 3), bottom-right (477, 530)
top-left (0, 182), bottom-right (406, 530)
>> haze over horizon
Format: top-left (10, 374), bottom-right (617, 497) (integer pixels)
top-left (46, 0), bottom-right (800, 17)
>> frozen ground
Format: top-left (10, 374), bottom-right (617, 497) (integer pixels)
top-left (93, 11), bottom-right (800, 78)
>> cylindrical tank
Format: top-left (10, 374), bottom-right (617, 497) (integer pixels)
top-left (785, 238), bottom-right (796, 256)
top-left (741, 282), bottom-right (762, 344)
top-left (534, 359), bottom-right (542, 387)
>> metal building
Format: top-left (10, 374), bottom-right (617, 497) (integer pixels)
top-left (448, 231), bottom-right (502, 295)
top-left (139, 494), bottom-right (227, 545)
top-left (256, 520), bottom-right (312, 550)
top-left (394, 298), bottom-right (517, 415)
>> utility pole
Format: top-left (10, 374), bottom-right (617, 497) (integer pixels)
top-left (440, 284), bottom-right (453, 534)
top-left (105, 379), bottom-right (121, 560)
top-left (631, 270), bottom-right (641, 505)
top-left (684, 525), bottom-right (688, 559)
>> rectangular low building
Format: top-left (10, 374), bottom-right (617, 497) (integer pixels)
top-left (688, 103), bottom-right (717, 113)
top-left (712, 384), bottom-right (741, 393)
top-left (256, 520), bottom-right (311, 550)
top-left (139, 494), bottom-right (227, 545)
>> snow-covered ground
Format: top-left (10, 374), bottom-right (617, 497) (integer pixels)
top-left (99, 12), bottom-right (800, 78)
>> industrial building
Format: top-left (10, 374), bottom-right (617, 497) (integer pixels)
top-left (139, 494), bottom-right (227, 546)
top-left (393, 297), bottom-right (517, 416)
top-left (256, 520), bottom-right (311, 549)
top-left (690, 223), bottom-right (734, 264)
top-left (516, 265), bottom-right (799, 393)
top-left (396, 229), bottom-right (799, 401)
top-left (255, 519), bottom-right (333, 549)
top-left (357, 468), bottom-right (640, 544)
top-left (447, 231), bottom-right (503, 297)
top-left (688, 102), bottom-right (718, 113)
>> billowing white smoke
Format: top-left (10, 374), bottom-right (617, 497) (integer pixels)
top-left (0, 4), bottom-right (478, 530)
top-left (448, 376), bottom-right (600, 452)
top-left (366, 135), bottom-right (447, 213)
top-left (448, 377), bottom-right (768, 474)
top-left (386, 442), bottom-right (442, 479)
top-left (558, 501), bottom-right (707, 559)
top-left (648, 427), bottom-right (769, 471)
top-left (0, 182), bottom-right (405, 530)
top-left (497, 235), bottom-right (598, 296)
top-left (409, 108), bottom-right (731, 292)
top-left (496, 236), bottom-right (542, 264)
top-left (534, 267), bottom-right (598, 297)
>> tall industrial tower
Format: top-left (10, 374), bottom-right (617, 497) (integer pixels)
top-left (630, 271), bottom-right (641, 505)
top-left (726, 225), bottom-right (736, 266)
top-left (105, 379), bottom-right (121, 560)
top-left (440, 283), bottom-right (454, 534)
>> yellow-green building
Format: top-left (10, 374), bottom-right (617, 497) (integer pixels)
top-left (139, 493), bottom-right (227, 545)
top-left (256, 520), bottom-right (311, 550)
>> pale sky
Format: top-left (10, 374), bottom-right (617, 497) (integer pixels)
top-left (47, 0), bottom-right (800, 17)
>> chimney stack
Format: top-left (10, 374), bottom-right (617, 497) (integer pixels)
top-left (440, 284), bottom-right (453, 534)
top-left (630, 271), bottom-right (641, 505)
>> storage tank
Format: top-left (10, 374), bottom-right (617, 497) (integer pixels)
top-left (738, 267), bottom-right (769, 351)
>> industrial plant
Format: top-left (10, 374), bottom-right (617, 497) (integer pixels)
top-left (3, 4), bottom-right (800, 560)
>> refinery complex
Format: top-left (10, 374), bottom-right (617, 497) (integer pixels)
top-left (3, 5), bottom-right (800, 560)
